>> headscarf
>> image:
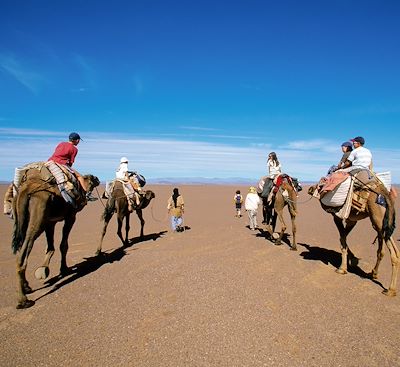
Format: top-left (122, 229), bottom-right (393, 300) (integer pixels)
top-left (172, 188), bottom-right (180, 207)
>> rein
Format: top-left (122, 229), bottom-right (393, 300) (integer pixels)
top-left (278, 184), bottom-right (313, 205)
top-left (150, 201), bottom-right (169, 223)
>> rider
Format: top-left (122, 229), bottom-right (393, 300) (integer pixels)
top-left (340, 136), bottom-right (372, 173)
top-left (328, 141), bottom-right (353, 175)
top-left (48, 132), bottom-right (97, 201)
top-left (116, 157), bottom-right (129, 179)
top-left (261, 152), bottom-right (282, 203)
top-left (115, 156), bottom-right (143, 209)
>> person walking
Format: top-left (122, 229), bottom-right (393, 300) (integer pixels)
top-left (245, 186), bottom-right (261, 230)
top-left (234, 190), bottom-right (243, 217)
top-left (167, 188), bottom-right (185, 232)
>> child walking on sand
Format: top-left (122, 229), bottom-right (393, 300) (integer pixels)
top-left (245, 186), bottom-right (261, 230)
top-left (234, 190), bottom-right (243, 217)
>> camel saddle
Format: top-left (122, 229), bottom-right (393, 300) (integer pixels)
top-left (16, 161), bottom-right (87, 209)
top-left (106, 179), bottom-right (144, 211)
top-left (313, 170), bottom-right (382, 218)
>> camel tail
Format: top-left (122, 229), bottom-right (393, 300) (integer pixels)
top-left (382, 190), bottom-right (396, 242)
top-left (101, 197), bottom-right (116, 222)
top-left (11, 189), bottom-right (30, 254)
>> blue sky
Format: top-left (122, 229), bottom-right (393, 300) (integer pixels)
top-left (1, 0), bottom-right (399, 183)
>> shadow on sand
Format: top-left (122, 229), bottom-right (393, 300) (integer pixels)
top-left (297, 242), bottom-right (385, 290)
top-left (33, 231), bottom-right (167, 302)
top-left (256, 228), bottom-right (292, 248)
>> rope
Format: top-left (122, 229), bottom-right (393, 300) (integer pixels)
top-left (94, 186), bottom-right (106, 208)
top-left (150, 201), bottom-right (169, 223)
top-left (277, 184), bottom-right (313, 205)
top-left (283, 193), bottom-right (314, 205)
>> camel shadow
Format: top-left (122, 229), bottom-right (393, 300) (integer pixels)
top-left (127, 231), bottom-right (168, 246)
top-left (33, 231), bottom-right (167, 302)
top-left (256, 228), bottom-right (292, 248)
top-left (298, 242), bottom-right (385, 289)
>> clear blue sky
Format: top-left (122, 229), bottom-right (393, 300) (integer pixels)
top-left (1, 0), bottom-right (399, 182)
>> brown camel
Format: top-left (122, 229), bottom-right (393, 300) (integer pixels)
top-left (262, 175), bottom-right (298, 250)
top-left (309, 177), bottom-right (398, 296)
top-left (97, 180), bottom-right (155, 255)
top-left (10, 169), bottom-right (100, 309)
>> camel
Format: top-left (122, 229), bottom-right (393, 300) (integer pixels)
top-left (309, 176), bottom-right (398, 296)
top-left (97, 180), bottom-right (155, 255)
top-left (262, 175), bottom-right (298, 250)
top-left (10, 168), bottom-right (100, 309)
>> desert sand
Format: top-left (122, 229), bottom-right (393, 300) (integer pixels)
top-left (1, 183), bottom-right (399, 367)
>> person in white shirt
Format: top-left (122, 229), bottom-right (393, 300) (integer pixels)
top-left (261, 152), bottom-right (282, 200)
top-left (115, 157), bottom-right (142, 208)
top-left (341, 136), bottom-right (372, 173)
top-left (267, 152), bottom-right (282, 178)
top-left (245, 186), bottom-right (261, 230)
top-left (116, 157), bottom-right (129, 179)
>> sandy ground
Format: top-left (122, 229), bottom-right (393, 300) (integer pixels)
top-left (1, 183), bottom-right (399, 367)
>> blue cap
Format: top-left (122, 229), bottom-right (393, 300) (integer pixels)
top-left (69, 132), bottom-right (81, 141)
top-left (351, 136), bottom-right (365, 145)
top-left (341, 141), bottom-right (352, 148)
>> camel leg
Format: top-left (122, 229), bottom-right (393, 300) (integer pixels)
top-left (124, 213), bottom-right (130, 244)
top-left (16, 226), bottom-right (44, 309)
top-left (15, 198), bottom-right (49, 309)
top-left (333, 217), bottom-right (356, 274)
top-left (289, 210), bottom-right (297, 251)
top-left (59, 215), bottom-right (76, 276)
top-left (34, 223), bottom-right (56, 280)
top-left (275, 209), bottom-right (286, 246)
top-left (97, 215), bottom-right (112, 255)
top-left (116, 216), bottom-right (124, 245)
top-left (369, 235), bottom-right (384, 280)
top-left (382, 237), bottom-right (400, 296)
top-left (117, 213), bottom-right (129, 246)
top-left (136, 209), bottom-right (145, 237)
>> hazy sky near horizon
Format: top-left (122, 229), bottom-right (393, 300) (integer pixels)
top-left (1, 0), bottom-right (399, 182)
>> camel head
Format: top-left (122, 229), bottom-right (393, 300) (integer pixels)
top-left (137, 190), bottom-right (155, 209)
top-left (84, 175), bottom-right (100, 193)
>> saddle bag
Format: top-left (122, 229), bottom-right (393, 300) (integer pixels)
top-left (351, 189), bottom-right (370, 213)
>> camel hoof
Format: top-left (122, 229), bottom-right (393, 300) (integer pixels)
top-left (290, 246), bottom-right (297, 251)
top-left (16, 299), bottom-right (35, 309)
top-left (274, 241), bottom-right (282, 246)
top-left (382, 289), bottom-right (396, 297)
top-left (272, 233), bottom-right (279, 240)
top-left (335, 268), bottom-right (347, 275)
top-left (60, 267), bottom-right (71, 277)
top-left (368, 271), bottom-right (378, 280)
top-left (24, 284), bottom-right (33, 294)
top-left (35, 266), bottom-right (50, 280)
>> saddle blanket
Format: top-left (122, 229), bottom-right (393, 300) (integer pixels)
top-left (320, 176), bottom-right (351, 207)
